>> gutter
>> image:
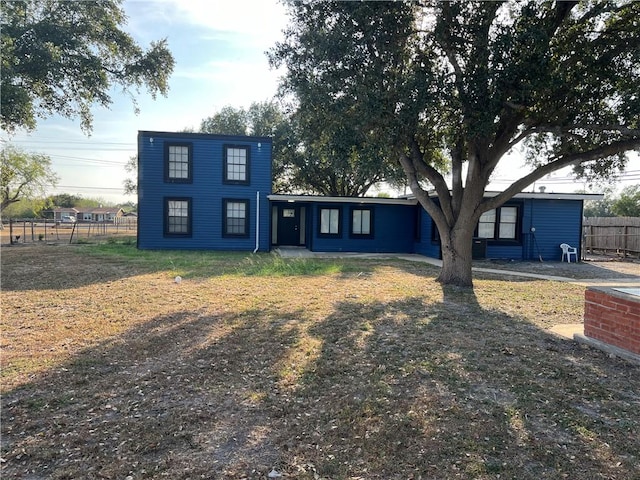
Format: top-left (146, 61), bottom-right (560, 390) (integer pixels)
top-left (253, 191), bottom-right (260, 253)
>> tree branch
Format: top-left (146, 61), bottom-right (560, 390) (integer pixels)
top-left (481, 137), bottom-right (640, 212)
top-left (398, 152), bottom-right (449, 227)
top-left (535, 125), bottom-right (640, 136)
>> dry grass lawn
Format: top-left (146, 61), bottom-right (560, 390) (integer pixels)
top-left (1, 243), bottom-right (639, 479)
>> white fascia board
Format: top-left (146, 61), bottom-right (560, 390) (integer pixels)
top-left (267, 194), bottom-right (418, 206)
top-left (491, 191), bottom-right (605, 201)
top-left (420, 191), bottom-right (605, 201)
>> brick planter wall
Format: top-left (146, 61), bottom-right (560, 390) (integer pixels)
top-left (584, 287), bottom-right (640, 356)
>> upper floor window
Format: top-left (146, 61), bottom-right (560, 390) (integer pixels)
top-left (477, 205), bottom-right (519, 240)
top-left (319, 207), bottom-right (341, 236)
top-left (164, 198), bottom-right (192, 237)
top-left (165, 143), bottom-right (192, 182)
top-left (351, 208), bottom-right (373, 237)
top-left (223, 199), bottom-right (249, 237)
top-left (224, 145), bottom-right (250, 184)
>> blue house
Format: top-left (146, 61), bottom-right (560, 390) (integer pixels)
top-left (138, 131), bottom-right (600, 261)
top-left (137, 131), bottom-right (271, 251)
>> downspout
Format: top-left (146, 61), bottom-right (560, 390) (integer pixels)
top-left (253, 191), bottom-right (260, 253)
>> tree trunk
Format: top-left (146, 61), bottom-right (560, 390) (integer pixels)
top-left (437, 226), bottom-right (475, 288)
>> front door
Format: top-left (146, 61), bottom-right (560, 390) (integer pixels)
top-left (277, 205), bottom-right (301, 246)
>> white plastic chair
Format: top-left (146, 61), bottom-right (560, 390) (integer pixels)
top-left (560, 243), bottom-right (578, 263)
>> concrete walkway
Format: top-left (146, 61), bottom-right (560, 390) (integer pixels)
top-left (276, 247), bottom-right (640, 343)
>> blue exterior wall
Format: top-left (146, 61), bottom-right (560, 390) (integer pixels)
top-left (412, 198), bottom-right (584, 261)
top-left (414, 207), bottom-right (441, 258)
top-left (136, 130), bottom-right (586, 260)
top-left (520, 198), bottom-right (584, 261)
top-left (137, 131), bottom-right (271, 251)
top-left (306, 203), bottom-right (416, 253)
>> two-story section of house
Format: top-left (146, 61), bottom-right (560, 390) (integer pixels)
top-left (137, 131), bottom-right (272, 251)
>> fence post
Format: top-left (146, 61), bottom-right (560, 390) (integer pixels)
top-left (9, 218), bottom-right (13, 244)
top-left (623, 225), bottom-right (628, 259)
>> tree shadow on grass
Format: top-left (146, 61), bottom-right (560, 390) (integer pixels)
top-left (1, 305), bottom-right (309, 479)
top-left (2, 287), bottom-right (639, 479)
top-left (273, 288), bottom-right (640, 479)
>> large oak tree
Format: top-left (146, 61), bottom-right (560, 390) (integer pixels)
top-left (271, 0), bottom-right (640, 287)
top-left (1, 0), bottom-right (175, 132)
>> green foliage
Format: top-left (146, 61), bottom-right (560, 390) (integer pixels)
top-left (1, 145), bottom-right (58, 212)
top-left (48, 193), bottom-right (83, 208)
top-left (198, 99), bottom-right (405, 196)
top-left (199, 106), bottom-right (249, 136)
top-left (582, 196), bottom-right (615, 218)
top-left (118, 201), bottom-right (137, 213)
top-left (583, 185), bottom-right (640, 218)
top-left (0, 0), bottom-right (175, 132)
top-left (272, 1), bottom-right (640, 286)
top-left (611, 185), bottom-right (640, 217)
top-left (1, 197), bottom-right (50, 218)
top-left (123, 155), bottom-right (137, 196)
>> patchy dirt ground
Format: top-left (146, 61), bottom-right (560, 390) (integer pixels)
top-left (2, 245), bottom-right (639, 479)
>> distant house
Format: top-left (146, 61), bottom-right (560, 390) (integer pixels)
top-left (137, 130), bottom-right (601, 261)
top-left (76, 207), bottom-right (124, 223)
top-left (52, 207), bottom-right (79, 222)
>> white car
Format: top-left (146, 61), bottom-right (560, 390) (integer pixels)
top-left (59, 215), bottom-right (76, 226)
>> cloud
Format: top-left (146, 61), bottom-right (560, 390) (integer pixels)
top-left (138, 0), bottom-right (289, 46)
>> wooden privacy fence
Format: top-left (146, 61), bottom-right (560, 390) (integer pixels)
top-left (1, 217), bottom-right (137, 245)
top-left (583, 217), bottom-right (640, 258)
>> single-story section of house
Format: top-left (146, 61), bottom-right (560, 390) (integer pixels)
top-left (76, 207), bottom-right (124, 223)
top-left (268, 192), bottom-right (599, 262)
top-left (51, 207), bottom-right (79, 222)
top-left (137, 130), bottom-right (601, 261)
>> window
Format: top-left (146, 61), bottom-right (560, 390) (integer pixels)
top-left (478, 210), bottom-right (497, 239)
top-left (499, 206), bottom-right (518, 239)
top-left (223, 199), bottom-right (249, 237)
top-left (164, 198), bottom-right (191, 236)
top-left (319, 207), bottom-right (341, 236)
top-left (476, 205), bottom-right (520, 241)
top-left (165, 143), bottom-right (192, 182)
top-left (351, 208), bottom-right (373, 237)
top-left (224, 145), bottom-right (250, 184)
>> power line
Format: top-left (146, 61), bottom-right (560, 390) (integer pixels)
top-left (50, 184), bottom-right (128, 192)
top-left (16, 146), bottom-right (134, 151)
top-left (48, 153), bottom-right (128, 166)
top-left (7, 139), bottom-right (135, 146)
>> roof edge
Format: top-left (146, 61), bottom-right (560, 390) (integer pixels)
top-left (267, 194), bottom-right (418, 206)
top-left (138, 130), bottom-right (273, 143)
top-left (409, 190), bottom-right (605, 201)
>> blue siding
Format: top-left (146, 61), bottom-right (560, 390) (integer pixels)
top-left (309, 203), bottom-right (416, 253)
top-left (137, 131), bottom-right (271, 251)
top-left (521, 198), bottom-right (583, 261)
top-left (413, 207), bottom-right (441, 258)
top-left (411, 198), bottom-right (584, 261)
top-left (138, 130), bottom-right (586, 260)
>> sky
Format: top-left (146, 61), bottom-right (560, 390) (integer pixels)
top-left (4, 0), bottom-right (289, 205)
top-left (2, 0), bottom-right (639, 205)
